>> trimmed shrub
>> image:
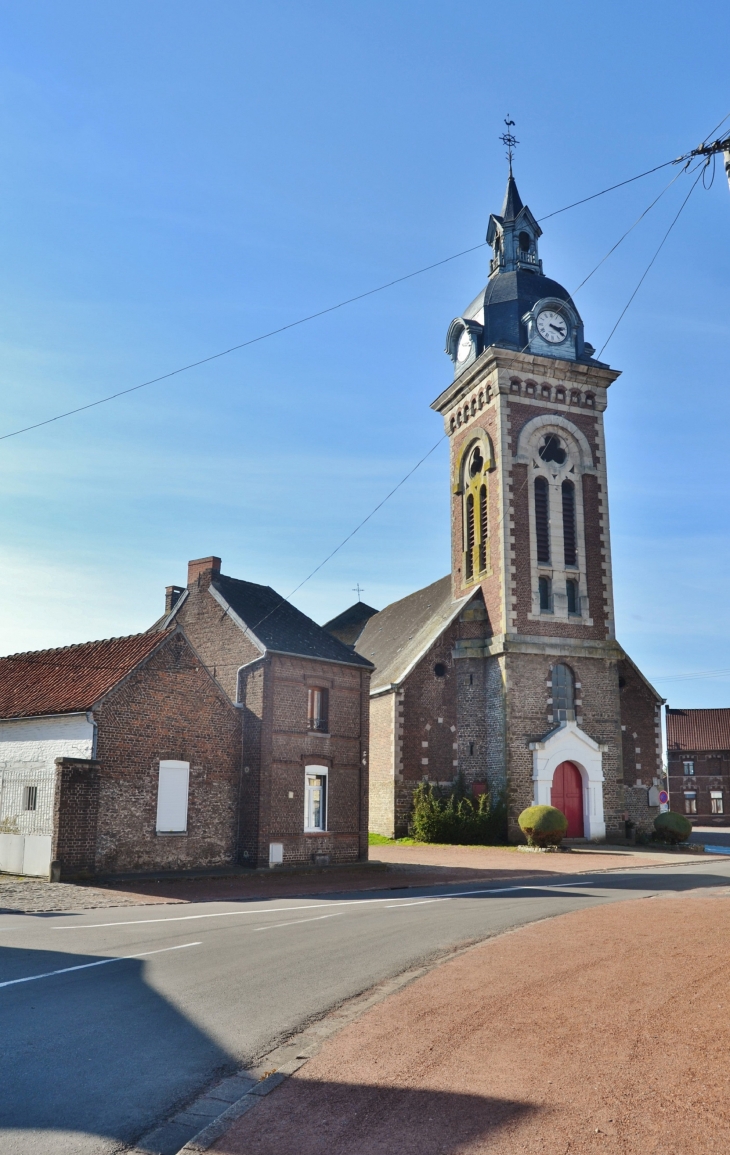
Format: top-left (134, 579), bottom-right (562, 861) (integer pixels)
top-left (518, 804), bottom-right (568, 848)
top-left (409, 778), bottom-right (507, 845)
top-left (653, 810), bottom-right (692, 845)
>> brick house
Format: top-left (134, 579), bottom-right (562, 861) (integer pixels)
top-left (0, 629), bottom-right (241, 878)
top-left (155, 557), bottom-right (372, 868)
top-left (328, 171), bottom-right (665, 842)
top-left (666, 708), bottom-right (730, 826)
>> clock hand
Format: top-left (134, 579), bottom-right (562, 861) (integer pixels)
top-left (549, 323), bottom-right (565, 333)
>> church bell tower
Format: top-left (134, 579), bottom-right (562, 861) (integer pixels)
top-left (431, 166), bottom-right (625, 841)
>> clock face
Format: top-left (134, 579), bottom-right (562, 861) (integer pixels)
top-left (536, 309), bottom-right (568, 344)
top-left (456, 329), bottom-right (473, 363)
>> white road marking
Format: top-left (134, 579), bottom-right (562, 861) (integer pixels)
top-left (0, 941), bottom-right (201, 990)
top-left (254, 913), bottom-right (342, 931)
top-left (49, 881), bottom-right (595, 931)
top-left (385, 883), bottom-right (594, 909)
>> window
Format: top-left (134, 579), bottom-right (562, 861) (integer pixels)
top-left (684, 792), bottom-right (697, 815)
top-left (23, 785), bottom-right (37, 812)
top-left (566, 579), bottom-right (579, 615)
top-left (433, 662), bottom-right (447, 678)
top-left (156, 761), bottom-right (190, 833)
top-left (463, 445), bottom-right (489, 581)
top-left (539, 435), bottom-right (567, 465)
top-left (552, 663), bottom-right (575, 721)
top-left (711, 791), bottom-right (724, 814)
top-left (307, 687), bottom-right (329, 732)
top-left (465, 493), bottom-right (475, 579)
top-left (478, 484), bottom-right (488, 572)
top-left (683, 761), bottom-right (695, 775)
top-left (519, 231), bottom-right (531, 252)
top-left (562, 480), bottom-right (577, 566)
top-left (534, 477), bottom-right (550, 563)
top-left (539, 576), bottom-right (552, 612)
top-left (304, 768), bottom-right (327, 832)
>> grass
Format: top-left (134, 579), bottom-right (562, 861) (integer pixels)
top-left (368, 832), bottom-right (514, 849)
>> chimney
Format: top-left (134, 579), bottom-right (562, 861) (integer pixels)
top-left (165, 586), bottom-right (185, 614)
top-left (187, 556), bottom-right (222, 587)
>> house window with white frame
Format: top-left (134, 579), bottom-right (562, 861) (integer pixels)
top-left (711, 790), bottom-right (724, 815)
top-left (683, 760), bottom-right (695, 775)
top-left (304, 767), bottom-right (327, 832)
top-left (684, 791), bottom-right (697, 814)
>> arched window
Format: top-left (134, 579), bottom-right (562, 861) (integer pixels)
top-left (463, 444), bottom-right (489, 582)
top-left (552, 664), bottom-right (575, 721)
top-left (478, 485), bottom-right (488, 572)
top-left (566, 579), bottom-right (579, 615)
top-left (534, 477), bottom-right (550, 564)
top-left (562, 480), bottom-right (577, 566)
top-left (519, 231), bottom-right (531, 252)
top-left (465, 494), bottom-right (475, 579)
top-left (539, 576), bottom-right (551, 612)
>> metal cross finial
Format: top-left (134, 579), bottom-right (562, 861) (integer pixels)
top-left (353, 583), bottom-right (364, 602)
top-left (499, 116), bottom-right (518, 174)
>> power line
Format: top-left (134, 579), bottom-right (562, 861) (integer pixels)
top-left (597, 163), bottom-right (707, 358)
top-left (0, 142), bottom-right (713, 446)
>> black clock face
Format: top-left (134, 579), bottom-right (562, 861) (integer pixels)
top-left (536, 309), bottom-right (568, 344)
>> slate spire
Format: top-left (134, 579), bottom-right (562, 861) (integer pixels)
top-left (501, 173), bottom-right (524, 221)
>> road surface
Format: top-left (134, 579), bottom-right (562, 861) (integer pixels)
top-left (1, 856), bottom-right (728, 1154)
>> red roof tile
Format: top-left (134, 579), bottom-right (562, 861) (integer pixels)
top-left (666, 708), bottom-right (730, 752)
top-left (0, 632), bottom-right (172, 719)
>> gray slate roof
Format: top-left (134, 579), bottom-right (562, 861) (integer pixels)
top-left (355, 576), bottom-right (472, 692)
top-left (213, 575), bottom-right (372, 668)
top-left (322, 602), bottom-right (379, 648)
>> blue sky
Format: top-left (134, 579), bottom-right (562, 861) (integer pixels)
top-left (0, 0), bottom-right (728, 707)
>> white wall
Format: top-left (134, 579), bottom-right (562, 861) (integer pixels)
top-left (0, 713), bottom-right (95, 876)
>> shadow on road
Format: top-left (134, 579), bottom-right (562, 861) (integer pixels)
top-left (209, 1078), bottom-right (537, 1154)
top-left (0, 943), bottom-right (234, 1151)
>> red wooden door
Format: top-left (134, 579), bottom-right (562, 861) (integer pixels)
top-left (551, 761), bottom-right (584, 837)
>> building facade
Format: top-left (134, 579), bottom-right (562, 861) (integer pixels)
top-left (333, 172), bottom-right (664, 840)
top-left (157, 557), bottom-right (372, 868)
top-left (666, 708), bottom-right (730, 826)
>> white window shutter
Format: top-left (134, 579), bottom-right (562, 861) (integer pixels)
top-left (156, 761), bottom-right (190, 832)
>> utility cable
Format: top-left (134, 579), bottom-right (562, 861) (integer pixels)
top-left (0, 141), bottom-right (715, 445)
top-left (597, 163), bottom-right (706, 359)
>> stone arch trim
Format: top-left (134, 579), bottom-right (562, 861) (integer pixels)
top-left (513, 414), bottom-right (595, 473)
top-left (530, 721), bottom-right (607, 840)
top-left (452, 428), bottom-right (496, 495)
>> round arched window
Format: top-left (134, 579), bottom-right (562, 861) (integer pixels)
top-left (519, 231), bottom-right (531, 252)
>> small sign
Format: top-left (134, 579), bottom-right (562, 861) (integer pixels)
top-left (659, 790), bottom-right (669, 805)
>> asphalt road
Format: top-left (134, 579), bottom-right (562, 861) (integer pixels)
top-left (2, 857), bottom-right (729, 1155)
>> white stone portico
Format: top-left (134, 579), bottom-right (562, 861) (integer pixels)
top-left (530, 720), bottom-right (607, 840)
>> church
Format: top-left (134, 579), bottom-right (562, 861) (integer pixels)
top-left (325, 169), bottom-right (665, 842)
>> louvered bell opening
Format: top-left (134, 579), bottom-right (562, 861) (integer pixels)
top-left (534, 478), bottom-right (550, 564)
top-left (562, 480), bottom-right (577, 567)
top-left (478, 484), bottom-right (488, 572)
top-left (465, 493), bottom-right (475, 579)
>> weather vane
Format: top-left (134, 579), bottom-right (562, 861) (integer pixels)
top-left (353, 583), bottom-right (364, 602)
top-left (499, 116), bottom-right (518, 174)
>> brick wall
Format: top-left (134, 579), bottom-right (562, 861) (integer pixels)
top-left (53, 758), bottom-right (101, 879)
top-left (500, 652), bottom-right (624, 840)
top-left (368, 692), bottom-right (396, 837)
top-left (92, 630), bottom-right (242, 874)
top-left (618, 658), bottom-right (664, 833)
top-left (240, 653), bottom-right (369, 866)
top-left (173, 568), bottom-right (260, 702)
top-left (668, 750), bottom-right (730, 825)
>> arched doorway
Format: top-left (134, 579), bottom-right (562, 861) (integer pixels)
top-left (551, 761), bottom-right (584, 837)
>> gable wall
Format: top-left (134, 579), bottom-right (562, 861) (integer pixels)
top-left (92, 632), bottom-right (241, 874)
top-left (173, 579), bottom-right (260, 702)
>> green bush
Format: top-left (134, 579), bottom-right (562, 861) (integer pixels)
top-left (409, 778), bottom-right (507, 845)
top-left (518, 804), bottom-right (568, 848)
top-left (653, 810), bottom-right (692, 845)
